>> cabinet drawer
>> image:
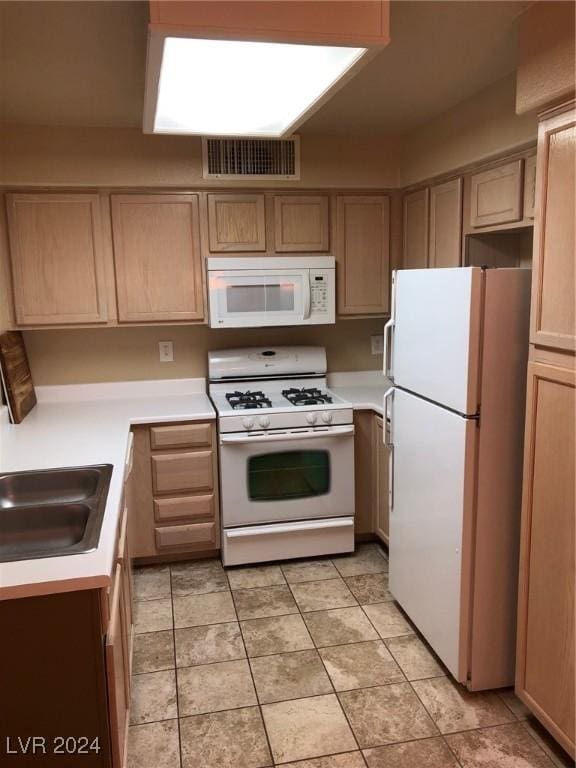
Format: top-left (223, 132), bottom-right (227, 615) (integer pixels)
top-left (152, 451), bottom-right (213, 494)
top-left (154, 494), bottom-right (214, 522)
top-left (155, 522), bottom-right (217, 549)
top-left (150, 423), bottom-right (212, 450)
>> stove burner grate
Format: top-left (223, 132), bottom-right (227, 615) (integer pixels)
top-left (282, 387), bottom-right (333, 406)
top-left (225, 390), bottom-right (272, 410)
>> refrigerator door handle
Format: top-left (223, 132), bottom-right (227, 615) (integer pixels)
top-left (388, 444), bottom-right (394, 511)
top-left (383, 271), bottom-right (396, 378)
top-left (383, 386), bottom-right (395, 511)
top-left (383, 387), bottom-right (394, 442)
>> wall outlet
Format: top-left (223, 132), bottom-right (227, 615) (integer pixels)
top-left (371, 335), bottom-right (384, 355)
top-left (159, 341), bottom-right (174, 362)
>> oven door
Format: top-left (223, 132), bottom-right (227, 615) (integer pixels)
top-left (208, 269), bottom-right (311, 328)
top-left (219, 425), bottom-right (355, 526)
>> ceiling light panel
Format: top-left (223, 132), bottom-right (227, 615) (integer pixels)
top-left (152, 37), bottom-right (366, 137)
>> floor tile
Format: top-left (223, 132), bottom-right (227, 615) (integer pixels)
top-left (133, 630), bottom-right (175, 674)
top-left (280, 754), bottom-right (366, 768)
top-left (134, 565), bottom-right (171, 601)
top-left (290, 578), bottom-right (357, 612)
top-left (362, 602), bottom-right (413, 638)
top-left (498, 688), bottom-right (531, 720)
top-left (411, 676), bottom-right (516, 734)
top-left (303, 607), bottom-right (379, 647)
top-left (127, 720), bottom-right (180, 768)
top-left (227, 564), bottom-right (286, 590)
top-left (130, 670), bottom-right (177, 725)
top-left (339, 682), bottom-right (437, 748)
top-left (177, 658), bottom-right (257, 716)
top-left (446, 722), bottom-right (556, 767)
top-left (319, 640), bottom-right (404, 691)
top-left (522, 718), bottom-right (575, 768)
top-left (344, 573), bottom-right (392, 604)
top-left (332, 546), bottom-right (388, 577)
top-left (134, 598), bottom-right (173, 634)
top-left (180, 706), bottom-right (272, 768)
top-left (261, 693), bottom-right (357, 764)
top-left (171, 560), bottom-right (229, 597)
top-left (250, 649), bottom-right (333, 704)
top-left (175, 622), bottom-right (245, 667)
top-left (233, 585), bottom-right (298, 620)
top-left (385, 634), bottom-right (445, 680)
top-left (281, 560), bottom-right (340, 584)
top-left (173, 591), bottom-right (236, 628)
top-left (241, 614), bottom-right (314, 657)
top-left (363, 736), bottom-right (459, 767)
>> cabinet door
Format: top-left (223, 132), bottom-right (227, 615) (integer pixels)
top-left (208, 193), bottom-right (266, 252)
top-left (111, 194), bottom-right (205, 323)
top-left (373, 415), bottom-right (390, 545)
top-left (274, 195), bottom-right (329, 252)
top-left (336, 195), bottom-right (390, 315)
top-left (469, 159), bottom-right (523, 228)
top-left (429, 178), bottom-right (462, 268)
top-left (402, 188), bottom-right (429, 269)
top-left (516, 360), bottom-right (575, 757)
top-left (353, 410), bottom-right (374, 535)
top-left (523, 155), bottom-right (537, 220)
top-left (106, 563), bottom-right (129, 768)
top-left (531, 107), bottom-right (576, 352)
top-left (6, 193), bottom-right (108, 325)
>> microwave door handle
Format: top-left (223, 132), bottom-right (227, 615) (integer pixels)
top-left (302, 271), bottom-right (312, 320)
top-left (220, 425), bottom-right (354, 446)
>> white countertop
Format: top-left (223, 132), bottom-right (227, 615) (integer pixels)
top-left (328, 370), bottom-right (392, 416)
top-left (0, 379), bottom-right (215, 599)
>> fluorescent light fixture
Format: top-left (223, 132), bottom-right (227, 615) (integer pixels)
top-left (151, 37), bottom-right (366, 137)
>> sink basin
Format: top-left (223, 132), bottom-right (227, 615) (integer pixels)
top-left (0, 465), bottom-right (112, 562)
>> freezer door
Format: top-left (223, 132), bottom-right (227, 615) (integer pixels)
top-left (388, 388), bottom-right (477, 682)
top-left (391, 268), bottom-right (482, 415)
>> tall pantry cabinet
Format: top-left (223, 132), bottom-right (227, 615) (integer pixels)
top-left (516, 103), bottom-right (575, 759)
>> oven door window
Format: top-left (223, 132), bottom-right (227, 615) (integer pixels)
top-left (248, 450), bottom-right (330, 501)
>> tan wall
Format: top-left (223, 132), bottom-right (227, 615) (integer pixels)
top-left (24, 318), bottom-right (385, 386)
top-left (0, 125), bottom-right (402, 189)
top-left (400, 74), bottom-right (538, 187)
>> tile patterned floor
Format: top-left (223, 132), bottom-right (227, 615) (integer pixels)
top-left (127, 544), bottom-right (575, 768)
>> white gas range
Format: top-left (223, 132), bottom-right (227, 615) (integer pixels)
top-left (208, 347), bottom-right (355, 566)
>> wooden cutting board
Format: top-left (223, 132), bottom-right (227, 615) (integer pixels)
top-left (0, 331), bottom-right (37, 424)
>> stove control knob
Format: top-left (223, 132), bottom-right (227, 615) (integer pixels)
top-left (321, 411), bottom-right (334, 424)
top-left (306, 412), bottom-right (318, 425)
top-left (259, 415), bottom-right (270, 429)
top-left (242, 416), bottom-right (255, 429)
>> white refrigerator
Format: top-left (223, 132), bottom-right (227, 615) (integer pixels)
top-left (383, 267), bottom-right (531, 691)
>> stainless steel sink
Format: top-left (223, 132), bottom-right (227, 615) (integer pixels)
top-left (0, 465), bottom-right (112, 562)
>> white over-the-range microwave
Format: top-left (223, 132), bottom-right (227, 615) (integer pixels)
top-left (207, 256), bottom-right (335, 328)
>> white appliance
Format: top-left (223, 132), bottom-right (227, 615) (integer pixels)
top-left (208, 346), bottom-right (354, 566)
top-left (384, 267), bottom-right (531, 691)
top-left (207, 256), bottom-right (335, 328)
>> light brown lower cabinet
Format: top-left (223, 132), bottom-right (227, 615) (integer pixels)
top-left (516, 358), bottom-right (575, 758)
top-left (353, 410), bottom-right (389, 545)
top-left (130, 420), bottom-right (220, 560)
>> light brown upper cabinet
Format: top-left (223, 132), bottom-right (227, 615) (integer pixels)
top-left (469, 159), bottom-right (523, 228)
top-left (336, 195), bottom-right (390, 315)
top-left (429, 178), bottom-right (462, 268)
top-left (6, 193), bottom-right (108, 326)
top-left (111, 194), bottom-right (205, 323)
top-left (273, 195), bottom-right (329, 252)
top-left (530, 106), bottom-right (576, 353)
top-left (516, 360), bottom-right (575, 757)
top-left (402, 188), bottom-right (429, 269)
top-left (523, 155), bottom-right (537, 220)
top-left (207, 193), bottom-right (266, 252)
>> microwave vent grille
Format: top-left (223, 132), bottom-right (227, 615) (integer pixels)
top-left (202, 136), bottom-right (300, 180)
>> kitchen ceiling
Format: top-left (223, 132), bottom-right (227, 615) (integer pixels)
top-left (0, 0), bottom-right (529, 136)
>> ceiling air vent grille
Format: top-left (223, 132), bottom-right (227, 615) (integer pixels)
top-left (202, 137), bottom-right (301, 180)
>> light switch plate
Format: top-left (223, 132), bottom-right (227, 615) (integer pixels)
top-left (371, 335), bottom-right (384, 355)
top-left (159, 341), bottom-right (174, 362)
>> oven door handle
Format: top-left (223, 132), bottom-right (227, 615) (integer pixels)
top-left (220, 425), bottom-right (354, 445)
